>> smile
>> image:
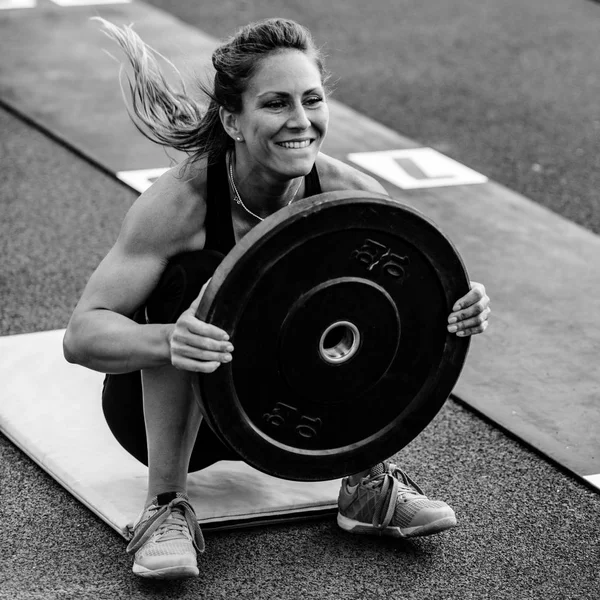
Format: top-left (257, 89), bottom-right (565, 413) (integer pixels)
top-left (276, 140), bottom-right (312, 149)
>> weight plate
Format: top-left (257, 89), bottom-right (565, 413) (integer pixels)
top-left (196, 191), bottom-right (470, 481)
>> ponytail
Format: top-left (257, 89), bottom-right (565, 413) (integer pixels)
top-left (93, 17), bottom-right (329, 165)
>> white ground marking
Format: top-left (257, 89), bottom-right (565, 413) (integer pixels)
top-left (348, 147), bottom-right (488, 189)
top-left (117, 168), bottom-right (169, 193)
top-left (0, 0), bottom-right (36, 9)
top-left (0, 0), bottom-right (131, 7)
top-left (583, 474), bottom-right (600, 491)
top-left (49, 0), bottom-right (130, 6)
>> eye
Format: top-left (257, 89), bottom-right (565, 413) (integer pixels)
top-left (304, 95), bottom-right (324, 107)
top-left (264, 99), bottom-right (287, 110)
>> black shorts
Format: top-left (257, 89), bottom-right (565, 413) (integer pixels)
top-left (101, 250), bottom-right (240, 472)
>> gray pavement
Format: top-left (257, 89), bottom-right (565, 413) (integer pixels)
top-left (1, 104), bottom-right (599, 599)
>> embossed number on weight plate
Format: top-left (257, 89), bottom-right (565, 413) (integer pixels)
top-left (263, 403), bottom-right (322, 439)
top-left (351, 239), bottom-right (410, 282)
top-left (263, 402), bottom-right (297, 428)
top-left (295, 415), bottom-right (322, 439)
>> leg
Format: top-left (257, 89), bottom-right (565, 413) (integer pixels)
top-left (110, 250), bottom-right (231, 579)
top-left (123, 365), bottom-right (205, 579)
top-left (141, 364), bottom-right (201, 503)
top-left (102, 365), bottom-right (237, 474)
top-left (141, 248), bottom-right (238, 480)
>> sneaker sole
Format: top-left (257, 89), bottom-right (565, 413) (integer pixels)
top-left (337, 513), bottom-right (457, 538)
top-left (132, 564), bottom-right (199, 579)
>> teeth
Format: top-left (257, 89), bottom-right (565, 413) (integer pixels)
top-left (278, 140), bottom-right (311, 149)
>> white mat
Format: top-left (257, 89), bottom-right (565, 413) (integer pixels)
top-left (0, 330), bottom-right (340, 538)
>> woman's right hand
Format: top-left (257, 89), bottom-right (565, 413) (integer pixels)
top-left (169, 290), bottom-right (234, 373)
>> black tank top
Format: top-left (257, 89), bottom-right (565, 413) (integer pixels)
top-left (204, 155), bottom-right (322, 255)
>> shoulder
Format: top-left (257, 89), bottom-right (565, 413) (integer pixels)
top-left (119, 157), bottom-right (209, 257)
top-left (315, 153), bottom-right (389, 195)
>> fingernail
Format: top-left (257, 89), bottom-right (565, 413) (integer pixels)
top-left (223, 354), bottom-right (232, 362)
top-left (453, 304), bottom-right (461, 312)
top-left (448, 317), bottom-right (457, 324)
top-left (448, 325), bottom-right (458, 333)
top-left (457, 331), bottom-right (466, 337)
top-left (226, 345), bottom-right (234, 352)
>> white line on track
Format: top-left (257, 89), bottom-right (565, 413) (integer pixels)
top-left (583, 474), bottom-right (600, 490)
top-left (0, 0), bottom-right (36, 9)
top-left (49, 0), bottom-right (131, 5)
top-left (348, 147), bottom-right (488, 189)
top-left (117, 168), bottom-right (169, 193)
top-left (0, 0), bottom-right (130, 7)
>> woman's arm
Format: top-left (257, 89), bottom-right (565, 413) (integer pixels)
top-left (63, 236), bottom-right (172, 374)
top-left (63, 180), bottom-right (185, 374)
top-left (63, 165), bottom-right (230, 374)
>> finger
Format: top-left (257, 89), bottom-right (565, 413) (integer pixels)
top-left (173, 345), bottom-right (232, 364)
top-left (448, 307), bottom-right (491, 332)
top-left (452, 282), bottom-right (486, 312)
top-left (172, 330), bottom-right (234, 354)
top-left (171, 331), bottom-right (234, 360)
top-left (176, 311), bottom-right (231, 343)
top-left (454, 319), bottom-right (489, 337)
top-left (171, 356), bottom-right (223, 373)
top-left (185, 317), bottom-right (230, 342)
top-left (448, 300), bottom-right (490, 324)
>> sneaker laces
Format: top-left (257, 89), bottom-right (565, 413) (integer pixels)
top-left (127, 496), bottom-right (205, 555)
top-left (364, 463), bottom-right (427, 531)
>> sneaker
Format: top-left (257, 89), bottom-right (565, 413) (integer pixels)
top-left (337, 462), bottom-right (456, 538)
top-left (127, 492), bottom-right (205, 579)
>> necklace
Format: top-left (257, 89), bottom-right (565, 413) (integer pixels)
top-left (227, 151), bottom-right (301, 222)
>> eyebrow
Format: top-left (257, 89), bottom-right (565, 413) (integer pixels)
top-left (256, 87), bottom-right (324, 99)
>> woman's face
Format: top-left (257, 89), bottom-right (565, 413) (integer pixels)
top-left (235, 49), bottom-right (329, 180)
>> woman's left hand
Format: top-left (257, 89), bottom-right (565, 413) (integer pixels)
top-left (447, 281), bottom-right (490, 337)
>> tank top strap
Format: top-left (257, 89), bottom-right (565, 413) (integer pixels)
top-left (304, 163), bottom-right (322, 198)
top-left (204, 155), bottom-right (236, 255)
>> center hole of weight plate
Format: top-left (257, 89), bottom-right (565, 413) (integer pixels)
top-left (318, 321), bottom-right (361, 365)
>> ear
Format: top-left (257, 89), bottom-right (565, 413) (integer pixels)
top-left (219, 106), bottom-right (244, 142)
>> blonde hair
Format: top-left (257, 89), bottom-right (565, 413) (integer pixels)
top-left (94, 17), bottom-right (329, 164)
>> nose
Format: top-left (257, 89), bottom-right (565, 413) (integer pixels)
top-left (286, 102), bottom-right (311, 130)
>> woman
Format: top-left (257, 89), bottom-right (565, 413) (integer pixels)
top-left (64, 18), bottom-right (490, 579)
